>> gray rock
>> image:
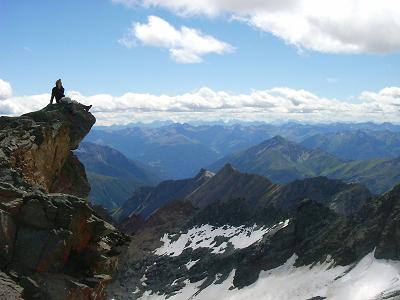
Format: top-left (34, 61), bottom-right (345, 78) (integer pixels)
top-left (0, 272), bottom-right (23, 299)
top-left (0, 209), bottom-right (16, 268)
top-left (19, 199), bottom-right (49, 229)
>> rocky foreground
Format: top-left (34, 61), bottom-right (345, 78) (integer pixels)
top-left (0, 103), bottom-right (128, 299)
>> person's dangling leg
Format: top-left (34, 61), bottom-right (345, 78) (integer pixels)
top-left (82, 104), bottom-right (92, 112)
top-left (75, 101), bottom-right (92, 111)
top-left (60, 97), bottom-right (92, 112)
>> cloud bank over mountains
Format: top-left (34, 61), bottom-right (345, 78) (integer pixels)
top-left (1, 79), bottom-right (399, 125)
top-left (114, 0), bottom-right (400, 54)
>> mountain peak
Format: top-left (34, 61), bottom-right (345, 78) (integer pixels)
top-left (218, 163), bottom-right (238, 175)
top-left (270, 135), bottom-right (287, 143)
top-left (256, 135), bottom-right (292, 150)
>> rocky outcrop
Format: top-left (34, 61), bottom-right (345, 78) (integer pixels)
top-left (0, 103), bottom-right (128, 299)
top-left (0, 104), bottom-right (94, 197)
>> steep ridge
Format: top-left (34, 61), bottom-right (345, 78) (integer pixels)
top-left (118, 164), bottom-right (371, 228)
top-left (209, 135), bottom-right (400, 194)
top-left (186, 164), bottom-right (276, 209)
top-left (265, 176), bottom-right (372, 215)
top-left (209, 135), bottom-right (344, 183)
top-left (76, 142), bottom-right (160, 210)
top-left (115, 168), bottom-right (214, 222)
top-left (109, 183), bottom-right (400, 300)
top-left (116, 164), bottom-right (275, 223)
top-left (0, 103), bottom-right (128, 299)
top-left (322, 156), bottom-right (400, 194)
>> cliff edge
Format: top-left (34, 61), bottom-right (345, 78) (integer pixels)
top-left (0, 103), bottom-right (128, 299)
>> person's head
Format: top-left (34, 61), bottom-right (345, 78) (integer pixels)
top-left (56, 79), bottom-right (62, 88)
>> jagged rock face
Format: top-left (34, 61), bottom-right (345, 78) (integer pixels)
top-left (0, 104), bottom-right (95, 197)
top-left (116, 168), bottom-right (215, 221)
top-left (187, 164), bottom-right (275, 209)
top-left (117, 165), bottom-right (277, 223)
top-left (349, 184), bottom-right (400, 261)
top-left (0, 103), bottom-right (128, 300)
top-left (109, 184), bottom-right (400, 300)
top-left (265, 176), bottom-right (373, 215)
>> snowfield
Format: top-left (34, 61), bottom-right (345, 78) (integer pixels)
top-left (154, 220), bottom-right (290, 257)
top-left (138, 251), bottom-right (400, 300)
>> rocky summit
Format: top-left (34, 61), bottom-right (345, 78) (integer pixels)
top-left (0, 103), bottom-right (128, 300)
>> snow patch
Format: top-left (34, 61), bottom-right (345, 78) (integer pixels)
top-left (139, 251), bottom-right (400, 300)
top-left (185, 259), bottom-right (200, 270)
top-left (154, 220), bottom-right (290, 257)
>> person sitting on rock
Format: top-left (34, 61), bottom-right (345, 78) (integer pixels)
top-left (50, 79), bottom-right (92, 112)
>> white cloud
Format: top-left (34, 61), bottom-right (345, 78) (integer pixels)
top-left (113, 0), bottom-right (296, 16)
top-left (0, 79), bottom-right (12, 100)
top-left (119, 15), bottom-right (234, 63)
top-left (114, 0), bottom-right (400, 54)
top-left (360, 87), bottom-right (400, 106)
top-left (1, 85), bottom-right (399, 125)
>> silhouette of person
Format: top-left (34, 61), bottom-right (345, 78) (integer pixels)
top-left (50, 79), bottom-right (92, 112)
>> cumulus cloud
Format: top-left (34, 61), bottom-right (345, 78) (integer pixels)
top-left (114, 0), bottom-right (400, 54)
top-left (0, 86), bottom-right (399, 125)
top-left (119, 15), bottom-right (234, 63)
top-left (360, 87), bottom-right (400, 107)
top-left (0, 79), bottom-right (12, 100)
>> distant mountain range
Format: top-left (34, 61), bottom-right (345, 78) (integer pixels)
top-left (210, 136), bottom-right (344, 183)
top-left (117, 164), bottom-right (372, 228)
top-left (81, 123), bottom-right (400, 213)
top-left (209, 136), bottom-right (400, 194)
top-left (84, 122), bottom-right (400, 299)
top-left (76, 142), bottom-right (160, 210)
top-left (95, 120), bottom-right (400, 133)
top-left (85, 122), bottom-right (400, 179)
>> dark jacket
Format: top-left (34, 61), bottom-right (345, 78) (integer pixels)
top-left (51, 86), bottom-right (65, 103)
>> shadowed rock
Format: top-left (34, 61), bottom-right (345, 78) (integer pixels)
top-left (0, 103), bottom-right (128, 300)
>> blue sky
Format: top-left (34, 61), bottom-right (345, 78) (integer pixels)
top-left (0, 0), bottom-right (399, 124)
